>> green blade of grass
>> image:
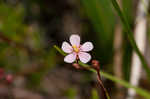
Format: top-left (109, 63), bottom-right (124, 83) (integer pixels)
top-left (110, 0), bottom-right (150, 81)
top-left (54, 45), bottom-right (150, 99)
top-left (81, 0), bottom-right (115, 63)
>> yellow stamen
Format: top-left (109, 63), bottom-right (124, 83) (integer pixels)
top-left (72, 45), bottom-right (79, 53)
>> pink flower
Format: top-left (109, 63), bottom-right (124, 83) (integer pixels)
top-left (62, 34), bottom-right (93, 63)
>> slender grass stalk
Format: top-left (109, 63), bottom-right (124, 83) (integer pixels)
top-left (110, 0), bottom-right (150, 81)
top-left (113, 0), bottom-right (124, 99)
top-left (54, 45), bottom-right (150, 99)
top-left (113, 6), bottom-right (123, 87)
top-left (127, 0), bottom-right (149, 99)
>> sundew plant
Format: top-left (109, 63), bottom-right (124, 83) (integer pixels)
top-left (0, 0), bottom-right (150, 99)
top-left (59, 34), bottom-right (110, 99)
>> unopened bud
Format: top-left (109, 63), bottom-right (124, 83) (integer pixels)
top-left (92, 60), bottom-right (100, 70)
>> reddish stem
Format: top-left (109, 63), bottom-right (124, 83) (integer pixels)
top-left (96, 70), bottom-right (109, 99)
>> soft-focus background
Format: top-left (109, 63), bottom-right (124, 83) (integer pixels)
top-left (0, 0), bottom-right (150, 99)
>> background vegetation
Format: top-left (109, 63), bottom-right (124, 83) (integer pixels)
top-left (0, 0), bottom-right (150, 99)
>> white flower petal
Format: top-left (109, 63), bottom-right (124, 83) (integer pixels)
top-left (80, 42), bottom-right (93, 52)
top-left (62, 42), bottom-right (73, 53)
top-left (78, 52), bottom-right (91, 63)
top-left (64, 53), bottom-right (77, 63)
top-left (70, 34), bottom-right (80, 47)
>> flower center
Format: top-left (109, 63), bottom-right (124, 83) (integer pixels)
top-left (72, 45), bottom-right (79, 53)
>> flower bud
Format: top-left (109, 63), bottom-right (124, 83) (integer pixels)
top-left (92, 60), bottom-right (100, 70)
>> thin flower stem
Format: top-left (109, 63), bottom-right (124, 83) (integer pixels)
top-left (96, 70), bottom-right (110, 99)
top-left (73, 63), bottom-right (111, 99)
top-left (54, 45), bottom-right (67, 56)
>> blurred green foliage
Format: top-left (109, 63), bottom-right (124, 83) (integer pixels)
top-left (0, 2), bottom-right (57, 87)
top-left (0, 0), bottom-right (150, 98)
top-left (81, 0), bottom-right (115, 64)
top-left (64, 88), bottom-right (77, 99)
top-left (0, 3), bottom-right (25, 42)
top-left (92, 88), bottom-right (99, 99)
